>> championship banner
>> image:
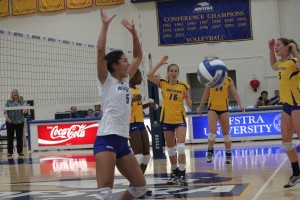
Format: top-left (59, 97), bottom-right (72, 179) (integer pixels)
top-left (39, 0), bottom-right (65, 12)
top-left (0, 0), bottom-right (9, 17)
top-left (95, 0), bottom-right (124, 6)
top-left (67, 0), bottom-right (93, 9)
top-left (156, 0), bottom-right (252, 45)
top-left (192, 111), bottom-right (283, 142)
top-left (12, 0), bottom-right (37, 16)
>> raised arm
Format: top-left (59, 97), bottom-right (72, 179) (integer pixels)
top-left (268, 39), bottom-right (278, 70)
top-left (146, 56), bottom-right (168, 85)
top-left (197, 87), bottom-right (210, 116)
top-left (290, 43), bottom-right (300, 70)
top-left (229, 80), bottom-right (245, 112)
top-left (97, 9), bottom-right (116, 84)
top-left (122, 19), bottom-right (143, 79)
top-left (184, 90), bottom-right (192, 110)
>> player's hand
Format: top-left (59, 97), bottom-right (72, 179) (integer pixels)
top-left (197, 107), bottom-right (202, 116)
top-left (148, 102), bottom-right (156, 108)
top-left (100, 9), bottom-right (116, 25)
top-left (289, 43), bottom-right (298, 53)
top-left (121, 19), bottom-right (136, 34)
top-left (240, 106), bottom-right (245, 113)
top-left (184, 90), bottom-right (190, 100)
top-left (159, 56), bottom-right (168, 66)
top-left (132, 94), bottom-right (142, 102)
top-left (268, 39), bottom-right (275, 50)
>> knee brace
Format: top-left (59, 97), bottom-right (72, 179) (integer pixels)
top-left (167, 146), bottom-right (176, 157)
top-left (282, 142), bottom-right (294, 151)
top-left (208, 132), bottom-right (216, 141)
top-left (95, 187), bottom-right (112, 200)
top-left (177, 143), bottom-right (185, 155)
top-left (135, 154), bottom-right (144, 165)
top-left (128, 185), bottom-right (147, 198)
top-left (223, 134), bottom-right (231, 142)
top-left (142, 154), bottom-right (151, 165)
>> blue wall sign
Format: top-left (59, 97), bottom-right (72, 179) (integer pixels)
top-left (156, 0), bottom-right (252, 45)
top-left (192, 111), bottom-right (282, 140)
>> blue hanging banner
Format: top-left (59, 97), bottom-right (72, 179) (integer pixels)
top-left (192, 111), bottom-right (283, 142)
top-left (156, 0), bottom-right (252, 46)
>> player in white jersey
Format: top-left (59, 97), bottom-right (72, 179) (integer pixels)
top-left (93, 9), bottom-right (146, 200)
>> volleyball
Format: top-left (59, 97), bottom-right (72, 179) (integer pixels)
top-left (197, 58), bottom-right (228, 88)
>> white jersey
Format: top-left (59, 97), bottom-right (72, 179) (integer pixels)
top-left (97, 73), bottom-right (131, 138)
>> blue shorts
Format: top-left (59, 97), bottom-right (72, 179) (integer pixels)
top-left (129, 122), bottom-right (146, 133)
top-left (93, 134), bottom-right (131, 159)
top-left (162, 123), bottom-right (186, 131)
top-left (283, 103), bottom-right (300, 116)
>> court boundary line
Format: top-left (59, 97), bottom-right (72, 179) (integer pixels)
top-left (252, 141), bottom-right (299, 200)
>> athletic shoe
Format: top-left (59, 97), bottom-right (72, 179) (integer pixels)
top-left (178, 176), bottom-right (188, 186)
top-left (167, 176), bottom-right (179, 185)
top-left (94, 193), bottom-right (104, 200)
top-left (137, 190), bottom-right (152, 199)
top-left (167, 168), bottom-right (179, 185)
top-left (207, 152), bottom-right (213, 163)
top-left (284, 175), bottom-right (300, 188)
top-left (94, 188), bottom-right (111, 200)
top-left (225, 156), bottom-right (232, 164)
top-left (137, 195), bottom-right (145, 199)
top-left (145, 190), bottom-right (152, 195)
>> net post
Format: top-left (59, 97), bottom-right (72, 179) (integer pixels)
top-left (147, 79), bottom-right (165, 159)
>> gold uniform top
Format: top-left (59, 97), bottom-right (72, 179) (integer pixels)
top-left (208, 77), bottom-right (231, 111)
top-left (159, 79), bottom-right (190, 124)
top-left (277, 58), bottom-right (300, 106)
top-left (130, 87), bottom-right (144, 123)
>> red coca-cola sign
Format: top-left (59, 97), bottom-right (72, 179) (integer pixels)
top-left (37, 122), bottom-right (99, 146)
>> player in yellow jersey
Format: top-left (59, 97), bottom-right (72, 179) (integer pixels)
top-left (147, 56), bottom-right (192, 186)
top-left (197, 75), bottom-right (244, 165)
top-left (269, 38), bottom-right (300, 188)
top-left (129, 69), bottom-right (156, 196)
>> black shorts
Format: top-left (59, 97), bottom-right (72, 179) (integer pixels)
top-left (209, 109), bottom-right (228, 116)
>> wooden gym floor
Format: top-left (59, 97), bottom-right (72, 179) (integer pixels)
top-left (0, 139), bottom-right (300, 200)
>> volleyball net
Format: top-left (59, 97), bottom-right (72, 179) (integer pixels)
top-left (0, 30), bottom-right (149, 119)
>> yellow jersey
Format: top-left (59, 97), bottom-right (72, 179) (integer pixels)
top-left (130, 87), bottom-right (144, 123)
top-left (159, 79), bottom-right (190, 124)
top-left (278, 58), bottom-right (300, 106)
top-left (208, 77), bottom-right (231, 111)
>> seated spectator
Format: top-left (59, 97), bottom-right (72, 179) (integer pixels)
top-left (91, 104), bottom-right (102, 118)
top-left (269, 90), bottom-right (282, 105)
top-left (70, 106), bottom-right (81, 118)
top-left (86, 109), bottom-right (94, 118)
top-left (254, 91), bottom-right (270, 108)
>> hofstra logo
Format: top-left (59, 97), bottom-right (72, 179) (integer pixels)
top-left (194, 1), bottom-right (213, 12)
top-left (273, 114), bottom-right (281, 132)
